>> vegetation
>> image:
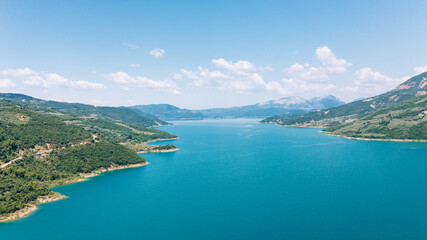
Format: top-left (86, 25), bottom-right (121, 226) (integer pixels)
top-left (150, 144), bottom-right (177, 151)
top-left (0, 98), bottom-right (178, 219)
top-left (0, 93), bottom-right (168, 127)
top-left (0, 101), bottom-right (90, 163)
top-left (324, 95), bottom-right (427, 140)
top-left (0, 141), bottom-right (145, 215)
top-left (263, 72), bottom-right (427, 127)
top-left (260, 110), bottom-right (309, 124)
top-left (0, 166), bottom-right (51, 214)
top-left (75, 118), bottom-right (176, 144)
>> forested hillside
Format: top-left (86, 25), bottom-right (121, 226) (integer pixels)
top-left (0, 93), bottom-right (168, 127)
top-left (0, 98), bottom-right (177, 221)
top-left (324, 95), bottom-right (427, 140)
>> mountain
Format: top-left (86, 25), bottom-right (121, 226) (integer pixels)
top-left (0, 97), bottom-right (177, 221)
top-left (264, 72), bottom-right (427, 127)
top-left (199, 95), bottom-right (345, 118)
top-left (129, 104), bottom-right (204, 120)
top-left (0, 93), bottom-right (168, 127)
top-left (324, 94), bottom-right (427, 140)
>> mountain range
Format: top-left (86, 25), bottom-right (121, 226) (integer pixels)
top-left (129, 95), bottom-right (345, 120)
top-left (197, 95), bottom-right (345, 118)
top-left (262, 71), bottom-right (427, 140)
top-left (0, 93), bottom-right (168, 127)
top-left (263, 72), bottom-right (427, 127)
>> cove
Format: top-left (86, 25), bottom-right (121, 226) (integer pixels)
top-left (1, 119), bottom-right (427, 239)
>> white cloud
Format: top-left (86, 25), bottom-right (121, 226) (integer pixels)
top-left (211, 58), bottom-right (256, 75)
top-left (0, 68), bottom-right (106, 90)
top-left (68, 81), bottom-right (106, 89)
top-left (354, 67), bottom-right (397, 83)
top-left (105, 71), bottom-right (180, 94)
top-left (315, 46), bottom-right (352, 73)
top-left (414, 65), bottom-right (427, 74)
top-left (1, 68), bottom-right (38, 77)
top-left (179, 60), bottom-right (287, 94)
top-left (123, 43), bottom-right (140, 49)
top-left (351, 67), bottom-right (407, 97)
top-left (284, 46), bottom-right (352, 82)
top-left (259, 65), bottom-right (274, 72)
top-left (284, 63), bottom-right (329, 81)
top-left (279, 46), bottom-right (354, 98)
top-left (281, 77), bottom-right (336, 95)
top-left (129, 63), bottom-right (141, 67)
top-left (149, 48), bottom-right (165, 58)
top-left (0, 78), bottom-right (16, 89)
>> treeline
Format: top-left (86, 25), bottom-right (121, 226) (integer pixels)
top-left (151, 144), bottom-right (176, 151)
top-left (0, 102), bottom-right (90, 162)
top-left (0, 141), bottom-right (145, 214)
top-left (0, 98), bottom-right (178, 218)
top-left (78, 118), bottom-right (176, 144)
top-left (0, 93), bottom-right (168, 127)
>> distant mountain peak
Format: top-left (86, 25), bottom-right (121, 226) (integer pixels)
top-left (264, 71), bottom-right (427, 127)
top-left (199, 95), bottom-right (345, 118)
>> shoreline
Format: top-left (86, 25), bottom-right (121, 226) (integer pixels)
top-left (267, 122), bottom-right (426, 142)
top-left (274, 122), bottom-right (324, 129)
top-left (145, 137), bottom-right (179, 144)
top-left (0, 162), bottom-right (149, 223)
top-left (322, 131), bottom-right (427, 142)
top-left (0, 192), bottom-right (66, 223)
top-left (138, 148), bottom-right (180, 154)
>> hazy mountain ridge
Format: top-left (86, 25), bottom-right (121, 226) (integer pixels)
top-left (198, 95), bottom-right (345, 118)
top-left (0, 93), bottom-right (168, 127)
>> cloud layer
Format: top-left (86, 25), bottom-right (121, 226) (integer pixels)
top-left (0, 68), bottom-right (106, 90)
top-left (105, 71), bottom-right (180, 94)
top-left (0, 78), bottom-right (16, 89)
top-left (178, 58), bottom-right (287, 94)
top-left (414, 65), bottom-right (427, 74)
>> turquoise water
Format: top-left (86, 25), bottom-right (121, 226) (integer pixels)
top-left (1, 119), bottom-right (427, 239)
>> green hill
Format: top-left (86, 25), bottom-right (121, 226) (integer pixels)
top-left (263, 72), bottom-right (427, 127)
top-left (323, 95), bottom-right (427, 140)
top-left (130, 104), bottom-right (204, 120)
top-left (0, 93), bottom-right (168, 127)
top-left (0, 98), bottom-right (177, 221)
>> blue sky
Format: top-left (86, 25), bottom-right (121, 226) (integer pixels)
top-left (0, 0), bottom-right (426, 108)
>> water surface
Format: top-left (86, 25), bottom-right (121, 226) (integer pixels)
top-left (1, 119), bottom-right (427, 239)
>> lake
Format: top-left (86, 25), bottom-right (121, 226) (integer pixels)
top-left (1, 119), bottom-right (427, 239)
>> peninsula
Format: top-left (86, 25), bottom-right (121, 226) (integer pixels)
top-left (0, 96), bottom-right (178, 222)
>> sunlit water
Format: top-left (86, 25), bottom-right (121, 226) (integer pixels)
top-left (1, 119), bottom-right (427, 239)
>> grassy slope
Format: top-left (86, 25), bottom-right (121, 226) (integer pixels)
top-left (0, 93), bottom-right (168, 127)
top-left (324, 95), bottom-right (427, 140)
